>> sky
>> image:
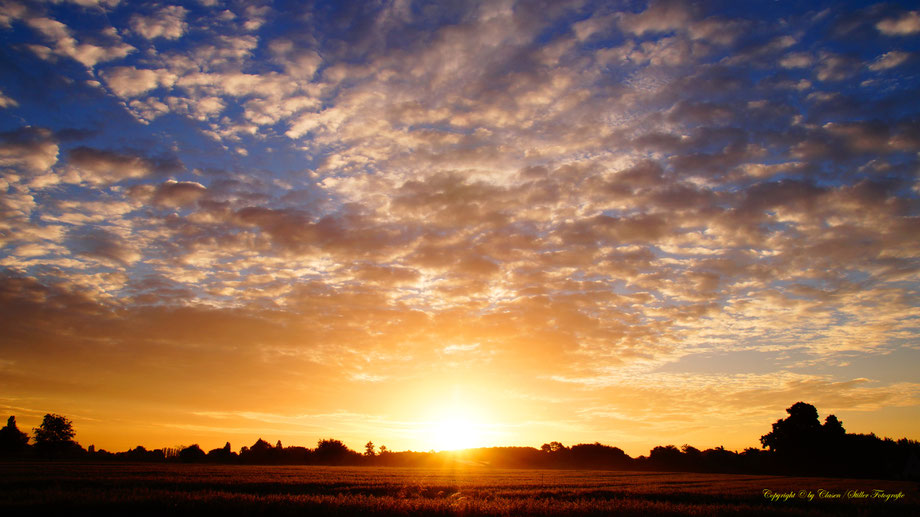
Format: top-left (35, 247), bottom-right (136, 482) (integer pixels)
top-left (0, 0), bottom-right (918, 457)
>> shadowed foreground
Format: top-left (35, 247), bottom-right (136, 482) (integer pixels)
top-left (0, 463), bottom-right (917, 516)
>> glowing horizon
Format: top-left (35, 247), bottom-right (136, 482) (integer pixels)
top-left (1, 0), bottom-right (919, 459)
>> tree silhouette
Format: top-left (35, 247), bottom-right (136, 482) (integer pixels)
top-left (759, 402), bottom-right (822, 455)
top-left (120, 445), bottom-right (165, 462)
top-left (251, 438), bottom-right (272, 453)
top-left (34, 414), bottom-right (75, 443)
top-left (179, 444), bottom-right (206, 462)
top-left (365, 441), bottom-right (376, 457)
top-left (315, 438), bottom-right (358, 465)
top-left (823, 414), bottom-right (845, 437)
top-left (649, 445), bottom-right (684, 469)
top-left (0, 416), bottom-right (30, 456)
top-left (241, 438), bottom-right (274, 463)
top-left (569, 443), bottom-right (630, 469)
top-left (207, 442), bottom-right (235, 462)
top-left (759, 402), bottom-right (850, 474)
top-left (32, 413), bottom-right (81, 457)
top-left (541, 441), bottom-right (566, 453)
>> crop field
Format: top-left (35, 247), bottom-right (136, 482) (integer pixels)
top-left (0, 463), bottom-right (917, 516)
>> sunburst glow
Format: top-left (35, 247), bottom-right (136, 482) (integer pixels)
top-left (430, 416), bottom-right (481, 451)
top-left (424, 402), bottom-right (495, 452)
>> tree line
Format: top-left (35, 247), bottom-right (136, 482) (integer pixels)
top-left (2, 403), bottom-right (919, 480)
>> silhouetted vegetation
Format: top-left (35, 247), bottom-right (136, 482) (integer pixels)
top-left (207, 442), bottom-right (236, 462)
top-left (179, 444), bottom-right (207, 463)
top-left (118, 445), bottom-right (166, 462)
top-left (0, 416), bottom-right (29, 457)
top-left (314, 438), bottom-right (362, 465)
top-left (2, 402), bottom-right (919, 481)
top-left (31, 414), bottom-right (83, 459)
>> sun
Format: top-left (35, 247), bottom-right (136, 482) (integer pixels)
top-left (425, 405), bottom-right (491, 451)
top-left (431, 416), bottom-right (479, 451)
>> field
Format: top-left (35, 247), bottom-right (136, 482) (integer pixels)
top-left (0, 462), bottom-right (917, 516)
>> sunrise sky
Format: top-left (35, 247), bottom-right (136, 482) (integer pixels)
top-left (0, 0), bottom-right (918, 457)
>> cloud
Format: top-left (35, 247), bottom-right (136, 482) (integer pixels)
top-left (65, 226), bottom-right (140, 266)
top-left (876, 11), bottom-right (920, 35)
top-left (779, 52), bottom-right (814, 69)
top-left (0, 89), bottom-right (18, 108)
top-left (101, 66), bottom-right (178, 97)
top-left (443, 342), bottom-right (480, 354)
top-left (151, 179), bottom-right (207, 208)
top-left (0, 0), bottom-right (27, 28)
top-left (619, 0), bottom-right (694, 36)
top-left (617, 0), bottom-right (741, 45)
top-left (55, 0), bottom-right (121, 7)
top-left (352, 264), bottom-right (420, 286)
top-left (868, 51), bottom-right (911, 71)
top-left (241, 5), bottom-right (271, 32)
top-left (0, 127), bottom-right (59, 173)
top-left (572, 12), bottom-right (615, 42)
top-left (0, 271), bottom-right (334, 409)
top-left (814, 52), bottom-right (861, 81)
top-left (25, 16), bottom-right (134, 67)
top-left (66, 146), bottom-right (183, 185)
top-left (129, 5), bottom-right (188, 40)
top-left (126, 97), bottom-right (170, 122)
top-left (269, 38), bottom-right (323, 78)
top-left (231, 206), bottom-right (410, 259)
